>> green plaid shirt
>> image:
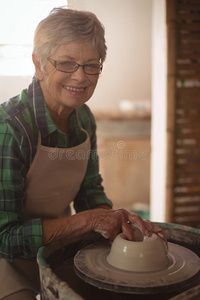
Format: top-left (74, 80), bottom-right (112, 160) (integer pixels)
top-left (0, 77), bottom-right (112, 261)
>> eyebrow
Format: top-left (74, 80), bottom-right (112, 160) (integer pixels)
top-left (57, 55), bottom-right (99, 63)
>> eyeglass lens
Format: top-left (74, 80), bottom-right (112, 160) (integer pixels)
top-left (57, 61), bottom-right (102, 74)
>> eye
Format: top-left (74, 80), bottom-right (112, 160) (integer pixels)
top-left (58, 61), bottom-right (77, 68)
top-left (85, 64), bottom-right (100, 70)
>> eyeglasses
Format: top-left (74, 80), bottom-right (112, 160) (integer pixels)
top-left (47, 58), bottom-right (103, 75)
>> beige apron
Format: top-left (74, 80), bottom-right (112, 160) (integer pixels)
top-left (0, 129), bottom-right (90, 299)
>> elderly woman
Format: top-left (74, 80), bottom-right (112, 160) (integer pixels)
top-left (0, 7), bottom-right (164, 300)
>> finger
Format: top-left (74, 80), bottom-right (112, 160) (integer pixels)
top-left (157, 232), bottom-right (168, 250)
top-left (128, 214), bottom-right (151, 237)
top-left (143, 219), bottom-right (162, 232)
top-left (143, 220), bottom-right (168, 249)
top-left (121, 220), bottom-right (136, 241)
top-left (143, 219), bottom-right (162, 233)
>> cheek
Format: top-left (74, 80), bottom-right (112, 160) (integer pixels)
top-left (51, 78), bottom-right (66, 94)
top-left (48, 70), bottom-right (66, 85)
top-left (90, 78), bottom-right (98, 91)
top-left (87, 84), bottom-right (97, 98)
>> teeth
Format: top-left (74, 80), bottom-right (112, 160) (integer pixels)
top-left (64, 86), bottom-right (84, 92)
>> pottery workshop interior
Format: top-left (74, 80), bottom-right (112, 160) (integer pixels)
top-left (0, 0), bottom-right (200, 299)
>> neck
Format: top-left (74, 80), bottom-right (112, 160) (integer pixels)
top-left (40, 82), bottom-right (74, 133)
top-left (48, 105), bottom-right (73, 134)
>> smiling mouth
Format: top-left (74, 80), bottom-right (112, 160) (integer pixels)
top-left (63, 86), bottom-right (85, 92)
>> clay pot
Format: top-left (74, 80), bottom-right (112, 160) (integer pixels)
top-left (106, 232), bottom-right (169, 272)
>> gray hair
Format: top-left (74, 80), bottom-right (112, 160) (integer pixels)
top-left (33, 7), bottom-right (107, 73)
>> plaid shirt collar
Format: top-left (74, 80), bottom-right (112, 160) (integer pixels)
top-left (27, 77), bottom-right (82, 138)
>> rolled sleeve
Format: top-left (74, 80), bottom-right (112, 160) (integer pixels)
top-left (0, 212), bottom-right (43, 261)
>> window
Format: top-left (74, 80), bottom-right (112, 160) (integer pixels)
top-left (0, 0), bottom-right (68, 76)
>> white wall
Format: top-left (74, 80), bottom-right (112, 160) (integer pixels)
top-left (150, 0), bottom-right (167, 222)
top-left (0, 0), bottom-right (152, 110)
top-left (0, 76), bottom-right (32, 103)
top-left (69, 0), bottom-right (152, 111)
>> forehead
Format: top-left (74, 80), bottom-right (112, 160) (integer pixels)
top-left (53, 42), bottom-right (100, 61)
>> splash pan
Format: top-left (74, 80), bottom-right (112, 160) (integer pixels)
top-left (74, 241), bottom-right (200, 294)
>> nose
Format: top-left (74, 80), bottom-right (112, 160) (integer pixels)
top-left (70, 65), bottom-right (87, 81)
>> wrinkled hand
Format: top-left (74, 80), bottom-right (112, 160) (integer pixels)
top-left (90, 208), bottom-right (167, 247)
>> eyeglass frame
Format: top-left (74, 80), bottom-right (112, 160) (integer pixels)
top-left (47, 58), bottom-right (103, 75)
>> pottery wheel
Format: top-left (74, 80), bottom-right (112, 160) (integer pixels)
top-left (74, 241), bottom-right (200, 294)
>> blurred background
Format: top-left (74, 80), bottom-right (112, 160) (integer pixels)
top-left (1, 0), bottom-right (199, 227)
top-left (0, 0), bottom-right (166, 222)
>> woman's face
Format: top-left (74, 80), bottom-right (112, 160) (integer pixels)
top-left (35, 42), bottom-right (100, 114)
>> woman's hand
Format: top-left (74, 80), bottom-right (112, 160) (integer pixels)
top-left (42, 208), bottom-right (167, 248)
top-left (89, 208), bottom-right (167, 246)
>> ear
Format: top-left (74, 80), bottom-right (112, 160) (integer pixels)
top-left (32, 53), bottom-right (44, 80)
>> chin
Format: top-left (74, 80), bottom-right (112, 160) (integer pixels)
top-left (64, 100), bottom-right (88, 110)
